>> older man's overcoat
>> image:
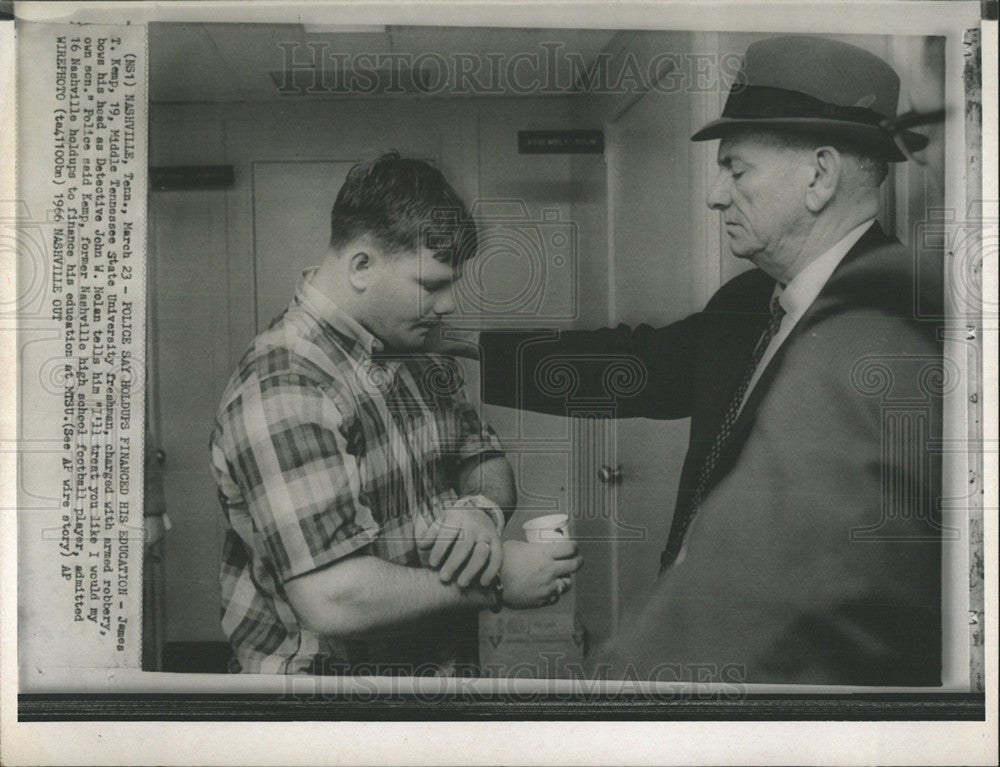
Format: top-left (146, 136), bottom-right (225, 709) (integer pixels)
top-left (479, 223), bottom-right (943, 685)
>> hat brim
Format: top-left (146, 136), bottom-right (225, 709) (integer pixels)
top-left (691, 117), bottom-right (929, 162)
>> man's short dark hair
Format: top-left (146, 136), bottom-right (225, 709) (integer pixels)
top-left (330, 152), bottom-right (478, 264)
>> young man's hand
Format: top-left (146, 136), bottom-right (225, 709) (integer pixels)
top-left (500, 540), bottom-right (584, 609)
top-left (419, 499), bottom-right (503, 588)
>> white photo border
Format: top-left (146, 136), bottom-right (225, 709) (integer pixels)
top-left (2, 1), bottom-right (996, 765)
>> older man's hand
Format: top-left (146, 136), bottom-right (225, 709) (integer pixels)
top-left (419, 499), bottom-right (503, 588)
top-left (499, 540), bottom-right (583, 609)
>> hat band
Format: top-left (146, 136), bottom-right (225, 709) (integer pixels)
top-left (722, 85), bottom-right (889, 129)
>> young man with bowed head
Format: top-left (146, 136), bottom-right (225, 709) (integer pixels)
top-left (210, 153), bottom-right (582, 675)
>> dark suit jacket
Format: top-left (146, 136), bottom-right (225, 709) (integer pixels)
top-left (479, 224), bottom-right (943, 685)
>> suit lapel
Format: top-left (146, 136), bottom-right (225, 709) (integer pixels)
top-left (715, 223), bottom-right (891, 473)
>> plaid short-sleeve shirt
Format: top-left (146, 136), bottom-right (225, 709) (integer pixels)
top-left (209, 269), bottom-right (504, 675)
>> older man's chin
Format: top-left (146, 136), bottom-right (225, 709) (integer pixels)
top-left (724, 235), bottom-right (762, 262)
top-left (725, 241), bottom-right (758, 261)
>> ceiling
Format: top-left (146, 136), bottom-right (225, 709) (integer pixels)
top-left (149, 23), bottom-right (620, 102)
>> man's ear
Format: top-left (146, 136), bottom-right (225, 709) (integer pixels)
top-left (804, 146), bottom-right (841, 213)
top-left (347, 250), bottom-right (373, 291)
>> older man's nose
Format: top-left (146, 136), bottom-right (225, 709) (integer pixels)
top-left (706, 172), bottom-right (731, 210)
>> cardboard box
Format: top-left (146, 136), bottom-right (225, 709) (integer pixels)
top-left (479, 609), bottom-right (585, 678)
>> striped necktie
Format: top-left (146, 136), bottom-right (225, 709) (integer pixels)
top-left (659, 295), bottom-right (787, 573)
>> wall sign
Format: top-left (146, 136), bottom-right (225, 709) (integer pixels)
top-left (518, 130), bottom-right (604, 154)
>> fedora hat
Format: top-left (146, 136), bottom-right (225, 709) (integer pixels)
top-left (691, 36), bottom-right (929, 161)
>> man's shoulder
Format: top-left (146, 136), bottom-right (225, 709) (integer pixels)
top-left (705, 267), bottom-right (774, 313)
top-left (218, 312), bottom-right (359, 413)
top-left (820, 231), bottom-right (944, 324)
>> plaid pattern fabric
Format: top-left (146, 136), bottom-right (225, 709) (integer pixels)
top-left (210, 270), bottom-right (504, 675)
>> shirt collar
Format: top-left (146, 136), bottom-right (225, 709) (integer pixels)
top-left (774, 219), bottom-right (875, 321)
top-left (294, 267), bottom-right (384, 356)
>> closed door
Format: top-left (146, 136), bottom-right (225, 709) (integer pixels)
top-left (606, 89), bottom-right (699, 631)
top-left (573, 82), bottom-right (716, 649)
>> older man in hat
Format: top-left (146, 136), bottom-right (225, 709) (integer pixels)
top-left (431, 36), bottom-right (944, 685)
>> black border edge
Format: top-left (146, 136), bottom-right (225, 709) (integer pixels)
top-left (19, 693), bottom-right (986, 721)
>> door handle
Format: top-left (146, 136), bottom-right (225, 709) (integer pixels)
top-left (598, 465), bottom-right (624, 484)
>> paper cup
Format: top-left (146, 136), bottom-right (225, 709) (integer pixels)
top-left (522, 514), bottom-right (570, 543)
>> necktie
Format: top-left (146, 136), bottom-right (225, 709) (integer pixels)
top-left (659, 295), bottom-right (787, 573)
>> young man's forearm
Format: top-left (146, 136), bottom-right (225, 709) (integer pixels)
top-left (285, 553), bottom-right (493, 638)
